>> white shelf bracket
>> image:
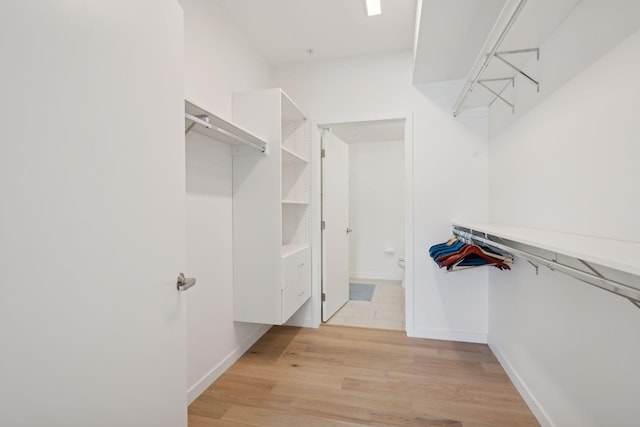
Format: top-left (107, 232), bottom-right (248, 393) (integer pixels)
top-left (494, 49), bottom-right (540, 92)
top-left (478, 80), bottom-right (515, 113)
top-left (185, 114), bottom-right (208, 135)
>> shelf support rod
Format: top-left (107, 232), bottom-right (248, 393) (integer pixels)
top-left (578, 259), bottom-right (604, 278)
top-left (452, 227), bottom-right (640, 306)
top-left (185, 122), bottom-right (197, 135)
top-left (495, 54), bottom-right (540, 92)
top-left (185, 114), bottom-right (207, 136)
top-left (478, 81), bottom-right (515, 113)
top-left (478, 77), bottom-right (515, 84)
top-left (452, 0), bottom-right (529, 117)
top-left (487, 79), bottom-right (515, 108)
top-left (185, 112), bottom-right (266, 153)
top-left (494, 48), bottom-right (540, 59)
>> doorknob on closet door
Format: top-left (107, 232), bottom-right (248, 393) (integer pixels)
top-left (346, 228), bottom-right (353, 234)
top-left (177, 273), bottom-right (197, 291)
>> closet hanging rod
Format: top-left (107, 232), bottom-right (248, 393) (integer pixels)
top-left (452, 0), bottom-right (528, 117)
top-left (185, 112), bottom-right (266, 153)
top-left (452, 227), bottom-right (640, 306)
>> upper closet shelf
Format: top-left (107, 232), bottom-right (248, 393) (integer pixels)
top-left (451, 0), bottom-right (582, 117)
top-left (185, 100), bottom-right (267, 154)
top-left (452, 0), bottom-right (539, 117)
top-left (452, 221), bottom-right (640, 306)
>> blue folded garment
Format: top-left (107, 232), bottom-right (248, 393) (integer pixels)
top-left (429, 240), bottom-right (465, 259)
top-left (452, 253), bottom-right (492, 266)
top-left (429, 240), bottom-right (460, 256)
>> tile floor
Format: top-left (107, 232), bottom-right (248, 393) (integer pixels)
top-left (326, 278), bottom-right (405, 331)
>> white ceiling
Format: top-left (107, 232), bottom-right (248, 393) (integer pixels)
top-left (213, 0), bottom-right (583, 114)
top-left (326, 120), bottom-right (405, 144)
top-left (212, 0), bottom-right (584, 83)
top-left (214, 0), bottom-right (417, 66)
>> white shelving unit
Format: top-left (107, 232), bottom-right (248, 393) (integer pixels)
top-left (231, 89), bottom-right (312, 324)
top-left (452, 221), bottom-right (640, 304)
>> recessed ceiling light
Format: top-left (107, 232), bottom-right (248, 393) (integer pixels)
top-left (365, 0), bottom-right (381, 16)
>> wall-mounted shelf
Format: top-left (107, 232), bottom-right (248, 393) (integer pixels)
top-left (282, 243), bottom-right (310, 258)
top-left (452, 221), bottom-right (640, 307)
top-left (184, 100), bottom-right (267, 153)
top-left (452, 0), bottom-right (540, 117)
top-left (282, 146), bottom-right (308, 164)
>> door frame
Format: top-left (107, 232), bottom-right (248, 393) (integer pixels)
top-left (314, 113), bottom-right (413, 333)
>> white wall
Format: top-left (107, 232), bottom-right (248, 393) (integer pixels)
top-left (487, 1), bottom-right (640, 424)
top-left (349, 140), bottom-right (405, 281)
top-left (275, 52), bottom-right (490, 342)
top-left (275, 52), bottom-right (413, 124)
top-left (412, 81), bottom-right (490, 343)
top-left (182, 0), bottom-right (272, 121)
top-left (180, 0), bottom-right (273, 402)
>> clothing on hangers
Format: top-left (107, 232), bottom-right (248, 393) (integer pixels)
top-left (429, 236), bottom-right (513, 271)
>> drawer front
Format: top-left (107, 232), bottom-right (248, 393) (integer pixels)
top-left (282, 273), bottom-right (311, 322)
top-left (282, 246), bottom-right (311, 288)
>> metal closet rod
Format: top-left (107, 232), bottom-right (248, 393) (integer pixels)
top-left (184, 112), bottom-right (266, 153)
top-left (452, 0), bottom-right (528, 117)
top-left (452, 227), bottom-right (640, 307)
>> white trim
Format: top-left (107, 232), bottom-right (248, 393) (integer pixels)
top-left (187, 324), bottom-right (271, 404)
top-left (316, 112), bottom-right (412, 328)
top-left (404, 114), bottom-right (415, 337)
top-left (350, 272), bottom-right (404, 281)
top-left (489, 341), bottom-right (554, 427)
top-left (411, 327), bottom-right (487, 344)
top-left (316, 111), bottom-right (411, 129)
top-left (310, 123), bottom-right (323, 327)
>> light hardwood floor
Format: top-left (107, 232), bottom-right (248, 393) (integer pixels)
top-left (189, 325), bottom-right (539, 427)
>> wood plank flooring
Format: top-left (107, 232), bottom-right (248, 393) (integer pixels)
top-left (189, 325), bottom-right (539, 427)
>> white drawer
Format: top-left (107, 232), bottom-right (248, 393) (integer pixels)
top-left (282, 246), bottom-right (310, 288)
top-left (282, 273), bottom-right (311, 322)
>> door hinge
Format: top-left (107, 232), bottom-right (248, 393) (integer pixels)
top-left (321, 220), bottom-right (326, 230)
top-left (321, 293), bottom-right (326, 302)
top-left (321, 148), bottom-right (326, 158)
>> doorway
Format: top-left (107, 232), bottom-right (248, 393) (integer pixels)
top-left (321, 119), bottom-right (406, 331)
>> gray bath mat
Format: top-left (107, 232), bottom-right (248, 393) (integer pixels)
top-left (349, 283), bottom-right (375, 301)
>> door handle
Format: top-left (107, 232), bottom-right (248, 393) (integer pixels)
top-left (177, 273), bottom-right (197, 291)
top-left (346, 228), bottom-right (353, 234)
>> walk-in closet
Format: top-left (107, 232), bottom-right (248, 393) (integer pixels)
top-left (3, 1), bottom-right (639, 426)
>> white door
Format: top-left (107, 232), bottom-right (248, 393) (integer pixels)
top-left (322, 130), bottom-right (351, 321)
top-left (0, 2), bottom-right (187, 426)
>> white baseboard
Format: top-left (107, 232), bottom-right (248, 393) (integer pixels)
top-left (411, 327), bottom-right (487, 344)
top-left (286, 314), bottom-right (319, 328)
top-left (350, 272), bottom-right (404, 281)
top-left (489, 341), bottom-right (553, 427)
top-left (187, 324), bottom-right (271, 404)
